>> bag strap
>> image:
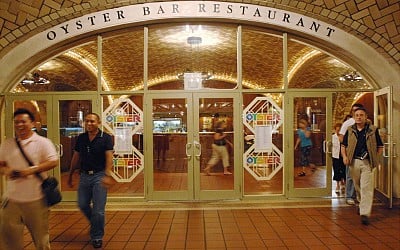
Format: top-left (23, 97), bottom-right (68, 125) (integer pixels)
top-left (15, 138), bottom-right (44, 181)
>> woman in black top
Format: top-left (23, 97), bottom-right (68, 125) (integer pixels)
top-left (204, 122), bottom-right (233, 175)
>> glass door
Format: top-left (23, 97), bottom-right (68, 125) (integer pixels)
top-left (54, 95), bottom-right (96, 200)
top-left (146, 92), bottom-right (240, 201)
top-left (5, 94), bottom-right (96, 201)
top-left (287, 92), bottom-right (332, 197)
top-left (196, 93), bottom-right (240, 200)
top-left (374, 86), bottom-right (394, 208)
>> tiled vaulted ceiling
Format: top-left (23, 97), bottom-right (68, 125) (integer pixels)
top-left (15, 23), bottom-right (362, 93)
top-left (0, 0), bottom-right (398, 65)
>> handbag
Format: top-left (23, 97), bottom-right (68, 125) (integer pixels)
top-left (15, 138), bottom-right (62, 206)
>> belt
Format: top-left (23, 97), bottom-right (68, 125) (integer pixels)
top-left (354, 157), bottom-right (368, 160)
top-left (80, 169), bottom-right (102, 175)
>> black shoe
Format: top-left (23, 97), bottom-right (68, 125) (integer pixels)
top-left (92, 239), bottom-right (103, 248)
top-left (361, 215), bottom-right (369, 225)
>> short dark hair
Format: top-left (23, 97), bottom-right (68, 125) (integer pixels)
top-left (85, 113), bottom-right (100, 121)
top-left (352, 103), bottom-right (363, 109)
top-left (13, 108), bottom-right (35, 121)
top-left (354, 107), bottom-right (367, 113)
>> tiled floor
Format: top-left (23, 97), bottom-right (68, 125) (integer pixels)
top-left (23, 201), bottom-right (400, 249)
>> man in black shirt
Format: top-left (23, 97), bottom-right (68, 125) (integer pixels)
top-left (68, 113), bottom-right (114, 248)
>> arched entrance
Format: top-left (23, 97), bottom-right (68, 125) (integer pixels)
top-left (0, 2), bottom-right (395, 204)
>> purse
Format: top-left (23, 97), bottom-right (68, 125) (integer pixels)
top-left (15, 138), bottom-right (62, 206)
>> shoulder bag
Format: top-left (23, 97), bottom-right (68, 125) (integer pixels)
top-left (15, 138), bottom-right (62, 207)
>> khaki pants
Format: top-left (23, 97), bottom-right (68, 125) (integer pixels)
top-left (0, 199), bottom-right (50, 250)
top-left (207, 144), bottom-right (230, 168)
top-left (350, 159), bottom-right (374, 216)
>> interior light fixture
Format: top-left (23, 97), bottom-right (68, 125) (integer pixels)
top-left (21, 72), bottom-right (50, 85)
top-left (187, 36), bottom-right (202, 45)
top-left (339, 71), bottom-right (363, 82)
top-left (177, 71), bottom-right (213, 81)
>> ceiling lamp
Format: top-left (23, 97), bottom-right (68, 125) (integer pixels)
top-left (21, 72), bottom-right (50, 85)
top-left (177, 70), bottom-right (213, 81)
top-left (339, 71), bottom-right (363, 82)
top-left (187, 36), bottom-right (202, 45)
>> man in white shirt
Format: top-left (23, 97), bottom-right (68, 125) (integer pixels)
top-left (339, 103), bottom-right (364, 205)
top-left (0, 108), bottom-right (59, 250)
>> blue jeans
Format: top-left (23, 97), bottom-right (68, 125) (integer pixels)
top-left (345, 166), bottom-right (355, 199)
top-left (78, 171), bottom-right (107, 240)
top-left (300, 146), bottom-right (312, 167)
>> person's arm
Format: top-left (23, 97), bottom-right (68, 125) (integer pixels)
top-left (17, 141), bottom-right (59, 177)
top-left (104, 150), bottom-right (113, 176)
top-left (24, 159), bottom-right (58, 176)
top-left (0, 161), bottom-right (12, 176)
top-left (341, 145), bottom-right (349, 165)
top-left (294, 137), bottom-right (300, 150)
top-left (341, 131), bottom-right (349, 165)
top-left (338, 120), bottom-right (350, 143)
top-left (214, 132), bottom-right (226, 140)
top-left (338, 134), bottom-right (344, 143)
top-left (102, 150), bottom-right (114, 188)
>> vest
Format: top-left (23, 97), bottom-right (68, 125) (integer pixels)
top-left (346, 124), bottom-right (382, 168)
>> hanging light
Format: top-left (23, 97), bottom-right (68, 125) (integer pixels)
top-left (21, 72), bottom-right (50, 85)
top-left (339, 71), bottom-right (363, 82)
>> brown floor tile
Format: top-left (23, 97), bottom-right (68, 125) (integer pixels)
top-left (18, 204), bottom-right (400, 250)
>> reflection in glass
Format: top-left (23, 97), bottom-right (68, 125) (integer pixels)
top-left (102, 29), bottom-right (144, 91)
top-left (200, 97), bottom-right (234, 190)
top-left (242, 28), bottom-right (283, 89)
top-left (293, 97), bottom-right (326, 189)
top-left (375, 94), bottom-right (389, 194)
top-left (12, 41), bottom-right (98, 93)
top-left (152, 98), bottom-right (188, 191)
top-left (148, 24), bottom-right (237, 90)
top-left (59, 100), bottom-right (91, 192)
top-left (287, 39), bottom-right (372, 89)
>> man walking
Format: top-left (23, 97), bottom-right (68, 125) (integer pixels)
top-left (339, 103), bottom-right (364, 205)
top-left (0, 108), bottom-right (59, 249)
top-left (341, 107), bottom-right (383, 225)
top-left (68, 113), bottom-right (114, 248)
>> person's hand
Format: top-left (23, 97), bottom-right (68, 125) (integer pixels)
top-left (2, 168), bottom-right (15, 178)
top-left (102, 175), bottom-right (114, 188)
top-left (16, 167), bottom-right (38, 178)
top-left (342, 156), bottom-right (349, 165)
top-left (67, 174), bottom-right (74, 188)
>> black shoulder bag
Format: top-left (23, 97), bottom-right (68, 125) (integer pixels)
top-left (15, 138), bottom-right (62, 207)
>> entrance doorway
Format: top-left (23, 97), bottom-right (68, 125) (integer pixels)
top-left (287, 92), bottom-right (333, 197)
top-left (6, 94), bottom-right (97, 201)
top-left (146, 92), bottom-right (241, 200)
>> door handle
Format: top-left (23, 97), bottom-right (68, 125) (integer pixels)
top-left (194, 140), bottom-right (202, 158)
top-left (383, 142), bottom-right (389, 158)
top-left (186, 142), bottom-right (192, 160)
top-left (384, 142), bottom-right (398, 158)
top-left (59, 143), bottom-right (64, 157)
top-left (324, 140), bottom-right (332, 154)
top-left (322, 140), bottom-right (332, 154)
top-left (54, 143), bottom-right (64, 157)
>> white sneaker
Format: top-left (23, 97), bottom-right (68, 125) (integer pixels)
top-left (346, 199), bottom-right (355, 205)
